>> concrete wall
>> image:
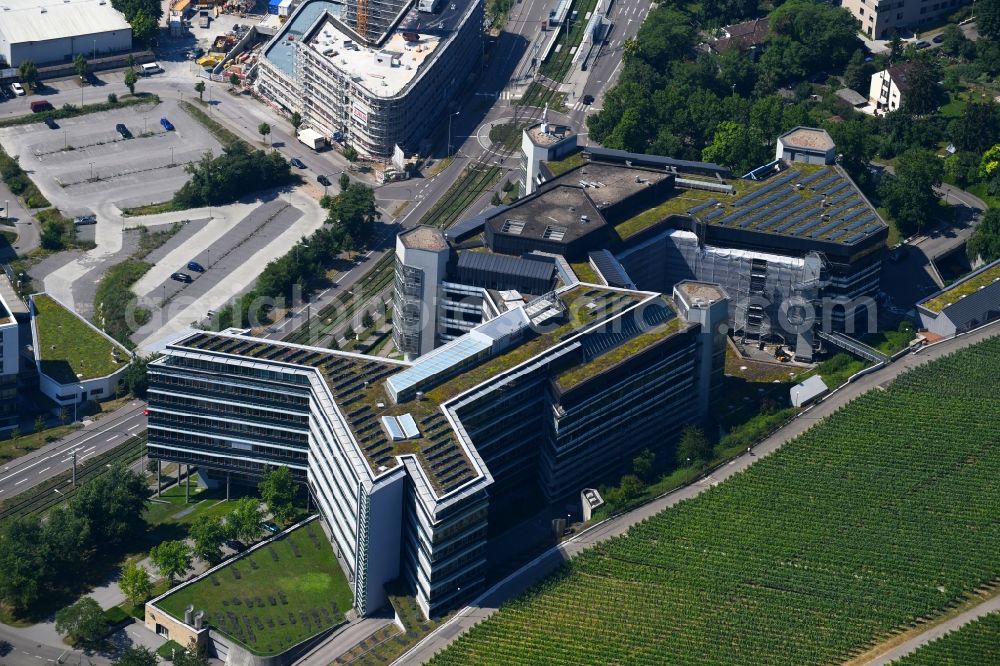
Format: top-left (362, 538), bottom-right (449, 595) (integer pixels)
top-left (38, 366), bottom-right (127, 409)
top-left (143, 605), bottom-right (207, 652)
top-left (8, 30), bottom-right (132, 67)
top-left (363, 471), bottom-right (405, 614)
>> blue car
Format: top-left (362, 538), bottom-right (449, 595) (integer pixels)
top-left (160, 117), bottom-right (174, 131)
top-left (187, 260), bottom-right (204, 272)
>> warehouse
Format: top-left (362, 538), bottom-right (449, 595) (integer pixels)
top-left (0, 0), bottom-right (132, 67)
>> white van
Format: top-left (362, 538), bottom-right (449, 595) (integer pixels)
top-left (140, 62), bottom-right (162, 76)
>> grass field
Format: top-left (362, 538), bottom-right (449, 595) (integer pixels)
top-left (156, 522), bottom-right (352, 656)
top-left (32, 294), bottom-right (128, 382)
top-left (428, 336), bottom-right (1000, 665)
top-left (890, 612), bottom-right (1000, 665)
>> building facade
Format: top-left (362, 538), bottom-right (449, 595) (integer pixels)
top-left (148, 280), bottom-right (727, 619)
top-left (842, 0), bottom-right (969, 39)
top-left (869, 63), bottom-right (914, 114)
top-left (256, 0), bottom-right (483, 159)
top-left (0, 0), bottom-right (131, 67)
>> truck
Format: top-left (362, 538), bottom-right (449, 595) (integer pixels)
top-left (297, 128), bottom-right (327, 151)
top-left (198, 9), bottom-right (210, 28)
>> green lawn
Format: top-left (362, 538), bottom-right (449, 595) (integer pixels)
top-left (32, 294), bottom-right (128, 382)
top-left (155, 522), bottom-right (353, 655)
top-left (144, 484), bottom-right (239, 527)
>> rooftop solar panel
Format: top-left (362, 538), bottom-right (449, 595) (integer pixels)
top-left (732, 171), bottom-right (800, 206)
top-left (842, 214), bottom-right (877, 233)
top-left (791, 216), bottom-right (827, 236)
top-left (755, 196), bottom-right (822, 230)
top-left (826, 228), bottom-right (849, 241)
top-left (687, 198), bottom-right (718, 215)
top-left (796, 169), bottom-right (828, 187)
top-left (774, 206), bottom-right (824, 233)
top-left (809, 218), bottom-right (844, 239)
top-left (822, 181), bottom-right (850, 197)
top-left (703, 208), bottom-right (725, 221)
top-left (810, 174), bottom-right (840, 191)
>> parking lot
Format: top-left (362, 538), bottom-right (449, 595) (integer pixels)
top-left (0, 97), bottom-right (222, 228)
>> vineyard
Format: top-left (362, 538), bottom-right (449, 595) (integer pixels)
top-left (428, 337), bottom-right (1000, 665)
top-left (889, 611), bottom-right (1000, 665)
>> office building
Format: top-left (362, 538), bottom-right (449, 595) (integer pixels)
top-left (0, 0), bottom-right (131, 67)
top-left (256, 0), bottom-right (483, 159)
top-left (148, 277), bottom-right (727, 619)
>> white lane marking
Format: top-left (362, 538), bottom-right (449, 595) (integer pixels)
top-left (14, 478), bottom-right (27, 485)
top-left (38, 467), bottom-right (51, 474)
top-left (128, 424), bottom-right (141, 431)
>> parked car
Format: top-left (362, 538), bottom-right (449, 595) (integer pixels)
top-left (171, 272), bottom-right (192, 283)
top-left (932, 34), bottom-right (945, 43)
top-left (187, 260), bottom-right (204, 272)
top-left (225, 539), bottom-right (245, 553)
top-left (160, 117), bottom-right (175, 131)
top-left (140, 62), bottom-right (162, 76)
top-left (116, 123), bottom-right (132, 139)
top-left (10, 82), bottom-right (24, 96)
top-left (915, 40), bottom-right (931, 49)
top-left (290, 158), bottom-right (306, 169)
top-left (30, 100), bottom-right (53, 113)
top-left (261, 521), bottom-right (279, 534)
top-left (44, 117), bottom-right (59, 130)
top-left (317, 174), bottom-right (332, 186)
top-left (581, 94), bottom-right (594, 105)
top-left (73, 215), bottom-right (96, 225)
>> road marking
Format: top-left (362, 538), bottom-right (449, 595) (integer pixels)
top-left (80, 452), bottom-right (95, 461)
top-left (83, 445), bottom-right (96, 453)
top-left (14, 478), bottom-right (27, 485)
top-left (38, 467), bottom-right (50, 474)
top-left (107, 435), bottom-right (118, 442)
top-left (128, 424), bottom-right (141, 431)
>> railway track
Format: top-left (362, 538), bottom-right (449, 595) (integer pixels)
top-left (0, 434), bottom-right (147, 522)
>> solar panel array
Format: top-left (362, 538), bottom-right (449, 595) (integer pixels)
top-left (731, 170), bottom-right (800, 206)
top-left (687, 198), bottom-right (718, 215)
top-left (755, 196), bottom-right (821, 231)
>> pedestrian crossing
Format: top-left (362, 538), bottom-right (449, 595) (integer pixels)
top-left (570, 101), bottom-right (601, 112)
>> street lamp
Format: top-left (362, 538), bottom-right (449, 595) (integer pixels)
top-left (63, 130), bottom-right (68, 149)
top-left (143, 116), bottom-right (148, 134)
top-left (3, 200), bottom-right (7, 224)
top-left (88, 162), bottom-right (95, 180)
top-left (447, 111), bottom-right (460, 157)
top-left (170, 146), bottom-right (175, 166)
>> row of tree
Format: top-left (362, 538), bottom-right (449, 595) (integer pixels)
top-left (0, 465), bottom-right (147, 611)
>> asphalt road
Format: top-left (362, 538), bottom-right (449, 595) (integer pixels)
top-left (0, 400), bottom-right (146, 501)
top-left (394, 321), bottom-right (1000, 665)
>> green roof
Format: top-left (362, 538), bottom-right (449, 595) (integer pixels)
top-left (33, 294), bottom-right (128, 383)
top-left (921, 262), bottom-right (1000, 313)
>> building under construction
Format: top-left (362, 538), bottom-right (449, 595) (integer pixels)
top-left (255, 0), bottom-right (482, 158)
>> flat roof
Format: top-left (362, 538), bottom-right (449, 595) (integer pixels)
top-left (263, 0), bottom-right (341, 77)
top-left (487, 185), bottom-right (606, 244)
top-left (559, 161), bottom-right (673, 211)
top-left (400, 225), bottom-right (448, 252)
top-left (31, 294), bottom-right (130, 383)
top-left (526, 123), bottom-right (574, 147)
top-left (0, 0), bottom-right (130, 44)
top-left (676, 281), bottom-right (727, 305)
top-left (305, 16), bottom-right (440, 97)
top-left (561, 156), bottom-right (887, 246)
top-left (778, 127), bottom-right (835, 152)
top-left (920, 260), bottom-right (1000, 314)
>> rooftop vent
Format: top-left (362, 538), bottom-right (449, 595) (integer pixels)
top-left (501, 219), bottom-right (525, 235)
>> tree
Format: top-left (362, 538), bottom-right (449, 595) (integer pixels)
top-left (677, 426), bottom-right (713, 466)
top-left (123, 355), bottom-right (152, 397)
top-left (33, 415), bottom-right (44, 432)
top-left (189, 515), bottom-right (227, 564)
top-left (343, 145), bottom-right (359, 162)
top-left (150, 540), bottom-right (191, 585)
top-left (491, 192), bottom-right (502, 206)
top-left (119, 561), bottom-right (152, 606)
top-left (194, 80), bottom-right (206, 101)
top-left (338, 172), bottom-right (350, 191)
top-left (107, 93), bottom-right (118, 105)
top-left (889, 34), bottom-right (904, 61)
top-left (0, 517), bottom-right (48, 610)
top-left (41, 507), bottom-right (89, 586)
top-left (951, 101), bottom-right (1000, 154)
top-left (259, 466), bottom-right (296, 524)
top-left (114, 647), bottom-right (158, 666)
top-left (290, 111), bottom-right (303, 130)
top-left (70, 464), bottom-right (147, 550)
top-left (326, 184), bottom-right (380, 249)
top-left (74, 54), bottom-right (88, 81)
top-left (361, 311), bottom-right (375, 330)
top-left (979, 0), bottom-right (1000, 40)
top-left (899, 57), bottom-right (943, 115)
top-left (968, 208), bottom-right (1000, 263)
top-left (229, 72), bottom-right (240, 89)
top-left (17, 60), bottom-right (38, 91)
top-left (110, 0), bottom-right (162, 43)
top-left (124, 69), bottom-right (138, 96)
top-left (843, 50), bottom-right (872, 92)
top-left (125, 53), bottom-right (136, 70)
top-left (702, 121), bottom-right (769, 173)
top-left (9, 426), bottom-right (18, 442)
top-left (55, 597), bottom-right (108, 646)
top-left (768, 0), bottom-right (861, 73)
top-left (227, 497), bottom-right (263, 544)
top-left (631, 449), bottom-right (655, 482)
top-left (879, 147), bottom-right (944, 236)
top-left (258, 122), bottom-right (271, 145)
